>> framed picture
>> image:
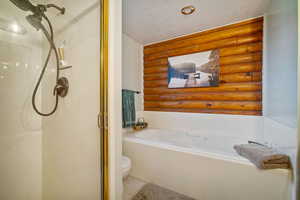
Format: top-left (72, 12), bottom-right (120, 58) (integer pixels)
top-left (168, 49), bottom-right (220, 88)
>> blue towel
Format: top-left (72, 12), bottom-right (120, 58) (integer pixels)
top-left (122, 89), bottom-right (136, 128)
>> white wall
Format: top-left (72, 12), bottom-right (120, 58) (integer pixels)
top-left (264, 0), bottom-right (298, 128)
top-left (122, 34), bottom-right (143, 111)
top-left (42, 1), bottom-right (101, 199)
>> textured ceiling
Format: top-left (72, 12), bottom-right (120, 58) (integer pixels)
top-left (123, 0), bottom-right (271, 45)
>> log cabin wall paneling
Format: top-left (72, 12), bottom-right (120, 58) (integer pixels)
top-left (143, 17), bottom-right (263, 116)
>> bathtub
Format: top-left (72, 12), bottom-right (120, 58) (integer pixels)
top-left (123, 128), bottom-right (291, 200)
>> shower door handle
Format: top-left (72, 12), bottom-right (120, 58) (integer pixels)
top-left (103, 112), bottom-right (109, 130)
top-left (98, 113), bottom-right (102, 129)
top-left (98, 112), bottom-right (108, 130)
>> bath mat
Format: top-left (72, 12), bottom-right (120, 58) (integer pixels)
top-left (132, 183), bottom-right (196, 200)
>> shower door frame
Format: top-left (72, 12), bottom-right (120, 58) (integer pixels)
top-left (100, 0), bottom-right (109, 199)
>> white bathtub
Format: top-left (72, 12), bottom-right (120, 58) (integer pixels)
top-left (123, 128), bottom-right (291, 200)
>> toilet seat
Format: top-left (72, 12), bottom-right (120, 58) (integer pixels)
top-left (122, 156), bottom-right (131, 170)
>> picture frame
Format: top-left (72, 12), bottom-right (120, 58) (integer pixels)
top-left (168, 50), bottom-right (220, 88)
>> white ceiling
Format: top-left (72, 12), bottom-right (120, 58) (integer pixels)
top-left (123, 0), bottom-right (271, 45)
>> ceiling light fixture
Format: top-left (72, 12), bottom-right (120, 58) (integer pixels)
top-left (181, 5), bottom-right (196, 15)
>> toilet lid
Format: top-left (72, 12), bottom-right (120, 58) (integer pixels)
top-left (122, 156), bottom-right (131, 169)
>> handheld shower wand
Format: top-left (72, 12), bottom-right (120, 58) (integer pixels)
top-left (9, 0), bottom-right (65, 14)
top-left (9, 0), bottom-right (36, 12)
top-left (9, 0), bottom-right (68, 116)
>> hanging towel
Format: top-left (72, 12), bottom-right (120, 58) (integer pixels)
top-left (234, 143), bottom-right (291, 170)
top-left (122, 89), bottom-right (136, 128)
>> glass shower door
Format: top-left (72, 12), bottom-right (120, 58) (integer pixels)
top-left (0, 1), bottom-right (102, 199)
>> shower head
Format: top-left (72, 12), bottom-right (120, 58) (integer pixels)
top-left (9, 0), bottom-right (65, 32)
top-left (9, 0), bottom-right (36, 12)
top-left (26, 14), bottom-right (42, 31)
top-left (9, 0), bottom-right (65, 15)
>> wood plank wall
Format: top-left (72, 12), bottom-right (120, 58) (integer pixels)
top-left (143, 17), bottom-right (263, 116)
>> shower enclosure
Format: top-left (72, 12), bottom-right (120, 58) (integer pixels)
top-left (0, 0), bottom-right (106, 199)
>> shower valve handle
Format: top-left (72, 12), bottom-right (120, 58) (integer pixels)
top-left (53, 77), bottom-right (69, 97)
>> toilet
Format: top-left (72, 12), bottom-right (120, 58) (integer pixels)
top-left (122, 156), bottom-right (131, 179)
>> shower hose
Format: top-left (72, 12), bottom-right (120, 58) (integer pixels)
top-left (31, 14), bottom-right (60, 116)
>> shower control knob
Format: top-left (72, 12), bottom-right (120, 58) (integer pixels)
top-left (54, 77), bottom-right (69, 97)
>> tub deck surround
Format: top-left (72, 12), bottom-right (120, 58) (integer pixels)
top-left (123, 128), bottom-right (291, 200)
top-left (143, 17), bottom-right (263, 116)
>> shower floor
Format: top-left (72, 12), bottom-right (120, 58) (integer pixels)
top-left (123, 176), bottom-right (147, 200)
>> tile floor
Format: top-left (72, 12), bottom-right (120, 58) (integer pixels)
top-left (123, 176), bottom-right (147, 200)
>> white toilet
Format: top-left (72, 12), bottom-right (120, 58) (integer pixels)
top-left (122, 156), bottom-right (131, 179)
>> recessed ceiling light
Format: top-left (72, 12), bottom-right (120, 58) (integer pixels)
top-left (181, 6), bottom-right (196, 15)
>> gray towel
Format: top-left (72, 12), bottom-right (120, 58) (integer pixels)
top-left (234, 144), bottom-right (291, 169)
